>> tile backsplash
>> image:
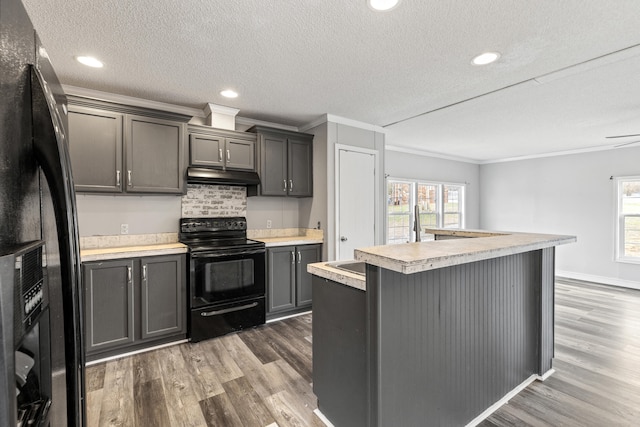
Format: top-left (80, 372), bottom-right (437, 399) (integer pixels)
top-left (181, 184), bottom-right (247, 218)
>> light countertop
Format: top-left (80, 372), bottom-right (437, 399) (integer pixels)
top-left (253, 236), bottom-right (324, 247)
top-left (307, 262), bottom-right (366, 291)
top-left (81, 243), bottom-right (188, 262)
top-left (308, 229), bottom-right (576, 289)
top-left (249, 228), bottom-right (324, 247)
top-left (355, 229), bottom-right (576, 275)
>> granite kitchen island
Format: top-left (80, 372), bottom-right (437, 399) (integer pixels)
top-left (308, 229), bottom-right (575, 427)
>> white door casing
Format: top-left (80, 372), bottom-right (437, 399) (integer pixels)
top-left (335, 145), bottom-right (377, 260)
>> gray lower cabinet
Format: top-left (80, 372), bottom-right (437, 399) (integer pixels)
top-left (248, 125), bottom-right (313, 197)
top-left (67, 99), bottom-right (188, 194)
top-left (267, 244), bottom-right (321, 317)
top-left (83, 254), bottom-right (186, 359)
top-left (189, 127), bottom-right (256, 171)
top-left (83, 259), bottom-right (135, 353)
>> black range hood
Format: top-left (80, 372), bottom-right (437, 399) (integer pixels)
top-left (186, 167), bottom-right (260, 196)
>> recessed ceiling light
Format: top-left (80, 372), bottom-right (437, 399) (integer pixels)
top-left (220, 89), bottom-right (238, 99)
top-left (368, 0), bottom-right (400, 11)
top-left (471, 52), bottom-right (500, 66)
top-left (76, 56), bottom-right (104, 68)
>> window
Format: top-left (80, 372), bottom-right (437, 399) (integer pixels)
top-left (616, 177), bottom-right (640, 263)
top-left (387, 179), bottom-right (465, 244)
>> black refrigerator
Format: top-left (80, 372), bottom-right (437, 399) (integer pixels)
top-left (0, 0), bottom-right (85, 425)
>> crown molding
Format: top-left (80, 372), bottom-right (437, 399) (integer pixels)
top-left (62, 85), bottom-right (205, 118)
top-left (300, 113), bottom-right (386, 133)
top-left (479, 143), bottom-right (628, 164)
top-left (385, 145), bottom-right (481, 164)
top-left (235, 116), bottom-right (299, 132)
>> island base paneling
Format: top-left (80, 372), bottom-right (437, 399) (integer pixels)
top-left (313, 248), bottom-right (556, 427)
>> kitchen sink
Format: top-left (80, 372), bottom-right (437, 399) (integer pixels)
top-left (326, 260), bottom-right (366, 276)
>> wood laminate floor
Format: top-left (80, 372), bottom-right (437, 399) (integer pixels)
top-left (86, 280), bottom-right (640, 427)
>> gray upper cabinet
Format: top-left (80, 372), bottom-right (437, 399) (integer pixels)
top-left (288, 137), bottom-right (313, 197)
top-left (188, 126), bottom-right (256, 171)
top-left (67, 105), bottom-right (123, 193)
top-left (225, 138), bottom-right (255, 170)
top-left (125, 115), bottom-right (184, 193)
top-left (248, 126), bottom-right (313, 197)
top-left (190, 133), bottom-right (224, 168)
top-left (66, 96), bottom-right (189, 194)
top-left (260, 134), bottom-right (288, 195)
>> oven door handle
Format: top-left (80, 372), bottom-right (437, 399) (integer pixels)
top-left (190, 248), bottom-right (265, 258)
top-left (200, 301), bottom-right (259, 317)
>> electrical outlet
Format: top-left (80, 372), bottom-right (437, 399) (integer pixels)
top-left (266, 220), bottom-right (272, 229)
top-left (120, 223), bottom-right (129, 235)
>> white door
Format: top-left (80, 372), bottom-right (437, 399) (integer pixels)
top-left (337, 148), bottom-right (376, 260)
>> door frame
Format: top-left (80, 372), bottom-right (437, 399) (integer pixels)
top-left (334, 144), bottom-right (380, 260)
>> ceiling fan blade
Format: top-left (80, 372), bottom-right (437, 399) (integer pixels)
top-left (606, 133), bottom-right (640, 139)
top-left (614, 140), bottom-right (640, 148)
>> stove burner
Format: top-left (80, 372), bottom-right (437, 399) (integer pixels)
top-left (179, 217), bottom-right (265, 253)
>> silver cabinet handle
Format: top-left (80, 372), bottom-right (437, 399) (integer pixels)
top-left (218, 148), bottom-right (223, 162)
top-left (226, 149), bottom-right (231, 161)
top-left (127, 170), bottom-right (132, 186)
top-left (127, 266), bottom-right (132, 283)
top-left (289, 179), bottom-right (293, 191)
top-left (116, 170), bottom-right (121, 186)
top-left (200, 302), bottom-right (258, 317)
top-left (283, 179), bottom-right (287, 192)
top-left (291, 251), bottom-right (295, 264)
top-left (297, 251), bottom-right (301, 264)
top-left (142, 265), bottom-right (147, 281)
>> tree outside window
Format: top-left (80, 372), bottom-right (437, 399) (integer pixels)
top-left (617, 177), bottom-right (640, 262)
top-left (387, 179), bottom-right (465, 244)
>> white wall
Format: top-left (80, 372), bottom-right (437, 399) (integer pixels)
top-left (385, 150), bottom-right (481, 229)
top-left (480, 146), bottom-right (640, 289)
top-left (246, 197), bottom-right (300, 230)
top-left (76, 194), bottom-right (182, 236)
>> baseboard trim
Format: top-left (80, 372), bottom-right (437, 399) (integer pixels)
top-left (465, 370), bottom-right (554, 427)
top-left (556, 271), bottom-right (640, 290)
top-left (85, 339), bottom-right (188, 366)
top-left (266, 310), bottom-right (312, 323)
top-left (313, 408), bottom-right (336, 427)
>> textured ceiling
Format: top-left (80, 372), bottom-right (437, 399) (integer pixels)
top-left (21, 0), bottom-right (640, 162)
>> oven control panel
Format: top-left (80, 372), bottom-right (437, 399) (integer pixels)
top-left (180, 217), bottom-right (247, 233)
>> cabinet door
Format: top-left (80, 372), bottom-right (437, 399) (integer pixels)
top-left (84, 259), bottom-right (134, 355)
top-left (225, 138), bottom-right (256, 171)
top-left (67, 106), bottom-right (123, 193)
top-left (259, 135), bottom-right (288, 195)
top-left (296, 244), bottom-right (321, 307)
top-left (125, 115), bottom-right (184, 193)
top-left (190, 133), bottom-right (224, 168)
top-left (267, 246), bottom-right (296, 313)
top-left (288, 137), bottom-right (313, 197)
top-left (140, 255), bottom-right (185, 340)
